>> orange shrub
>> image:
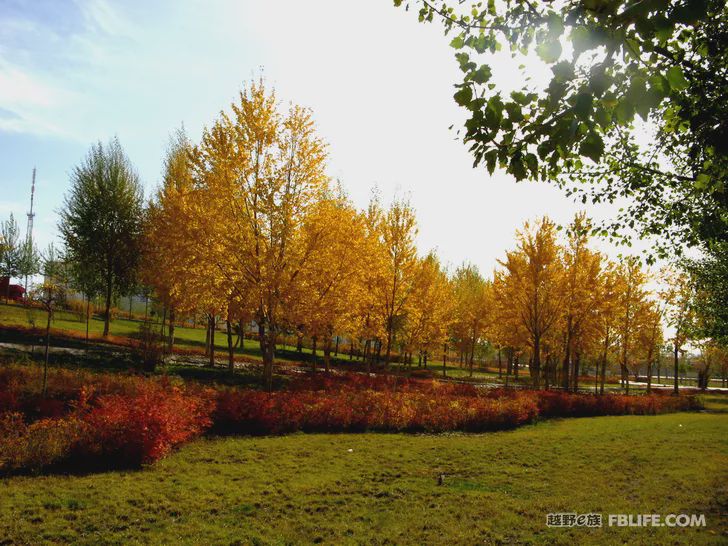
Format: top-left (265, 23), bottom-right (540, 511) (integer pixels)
top-left (78, 383), bottom-right (215, 466)
top-left (0, 412), bottom-right (85, 474)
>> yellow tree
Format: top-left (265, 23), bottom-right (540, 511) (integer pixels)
top-left (560, 213), bottom-right (604, 391)
top-left (635, 300), bottom-right (664, 392)
top-left (491, 268), bottom-right (530, 383)
top-left (350, 194), bottom-right (387, 371)
top-left (496, 218), bottom-right (564, 387)
top-left (287, 188), bottom-right (368, 372)
top-left (142, 128), bottom-right (225, 355)
top-left (190, 79), bottom-right (328, 388)
top-left (660, 267), bottom-right (696, 394)
top-left (402, 253), bottom-right (453, 372)
top-left (594, 262), bottom-right (621, 394)
top-left (451, 263), bottom-right (490, 377)
top-left (614, 256), bottom-right (650, 393)
top-left (371, 197), bottom-right (419, 370)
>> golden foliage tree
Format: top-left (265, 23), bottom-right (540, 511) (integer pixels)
top-left (495, 218), bottom-right (564, 387)
top-left (187, 79), bottom-right (328, 388)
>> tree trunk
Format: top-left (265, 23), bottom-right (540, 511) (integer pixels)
top-left (334, 336), bottom-right (339, 357)
top-left (238, 319), bottom-right (245, 349)
top-left (208, 314), bottom-right (216, 367)
top-left (384, 322), bottom-right (393, 371)
top-left (85, 294), bottom-right (90, 354)
top-left (647, 357), bottom-right (652, 393)
top-left (561, 332), bottom-right (571, 391)
top-left (160, 305), bottom-right (167, 341)
top-left (42, 303), bottom-right (52, 396)
top-left (103, 268), bottom-right (113, 337)
top-left (673, 342), bottom-right (679, 394)
top-left (442, 343), bottom-right (447, 378)
top-left (205, 320), bottom-right (210, 356)
top-left (533, 336), bottom-right (541, 388)
top-left (364, 339), bottom-right (371, 374)
top-left (311, 336), bottom-right (318, 373)
top-left (258, 321), bottom-right (274, 391)
top-left (572, 352), bottom-right (580, 392)
top-left (168, 307), bottom-right (176, 352)
top-left (324, 337), bottom-right (332, 374)
top-left (497, 348), bottom-right (502, 378)
top-left (226, 319), bottom-right (235, 370)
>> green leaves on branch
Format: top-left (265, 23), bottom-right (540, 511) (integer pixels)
top-left (666, 66), bottom-right (689, 91)
top-left (397, 0), bottom-right (727, 252)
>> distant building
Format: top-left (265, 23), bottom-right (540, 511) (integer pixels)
top-left (0, 276), bottom-right (26, 301)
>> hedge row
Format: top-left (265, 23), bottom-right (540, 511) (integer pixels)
top-left (0, 366), bottom-right (701, 474)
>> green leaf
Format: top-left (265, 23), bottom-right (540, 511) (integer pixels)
top-left (648, 74), bottom-right (670, 97)
top-left (574, 92), bottom-right (593, 120)
top-left (551, 61), bottom-right (574, 82)
top-left (537, 39), bottom-right (562, 64)
top-left (625, 38), bottom-right (641, 61)
top-left (485, 150), bottom-right (497, 175)
top-left (454, 86), bottom-right (473, 107)
top-left (666, 66), bottom-right (689, 91)
top-left (450, 35), bottom-right (465, 49)
top-left (589, 70), bottom-right (611, 96)
top-left (511, 91), bottom-right (530, 105)
top-left (571, 26), bottom-right (592, 56)
top-left (579, 131), bottom-right (604, 163)
top-left (510, 156), bottom-right (528, 181)
top-left (546, 13), bottom-right (564, 37)
top-left (615, 100), bottom-right (635, 124)
top-left (594, 106), bottom-right (611, 129)
top-left (505, 102), bottom-right (524, 122)
top-left (470, 65), bottom-right (492, 84)
top-left (695, 173), bottom-right (711, 190)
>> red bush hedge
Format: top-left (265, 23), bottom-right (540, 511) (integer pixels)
top-left (0, 365), bottom-right (702, 474)
top-left (214, 389), bottom-right (537, 434)
top-left (535, 390), bottom-right (701, 417)
top-left (78, 383), bottom-right (215, 465)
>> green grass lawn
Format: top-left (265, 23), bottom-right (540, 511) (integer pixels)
top-left (0, 302), bottom-right (365, 369)
top-left (2, 404), bottom-right (726, 545)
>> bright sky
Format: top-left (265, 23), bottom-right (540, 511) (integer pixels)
top-left (0, 0), bottom-right (650, 277)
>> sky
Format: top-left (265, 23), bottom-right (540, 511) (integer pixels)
top-left (0, 0), bottom-right (649, 278)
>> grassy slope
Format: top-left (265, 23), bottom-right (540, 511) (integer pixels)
top-left (2, 406), bottom-right (726, 545)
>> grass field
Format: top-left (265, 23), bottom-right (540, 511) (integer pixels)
top-left (0, 302), bottom-right (363, 369)
top-left (0, 302), bottom-right (512, 382)
top-left (2, 397), bottom-right (726, 545)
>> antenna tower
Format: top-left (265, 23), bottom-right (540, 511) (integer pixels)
top-left (24, 167), bottom-right (36, 293)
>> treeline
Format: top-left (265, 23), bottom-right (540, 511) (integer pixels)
top-left (6, 80), bottom-right (724, 392)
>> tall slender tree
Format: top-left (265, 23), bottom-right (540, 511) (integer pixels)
top-left (60, 138), bottom-right (144, 337)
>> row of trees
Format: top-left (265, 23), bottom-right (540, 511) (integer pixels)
top-left (12, 79), bottom-right (718, 392)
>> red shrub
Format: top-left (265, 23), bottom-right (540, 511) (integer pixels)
top-left (535, 390), bottom-right (700, 417)
top-left (79, 383), bottom-right (214, 465)
top-left (211, 389), bottom-right (539, 435)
